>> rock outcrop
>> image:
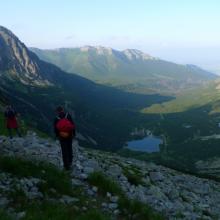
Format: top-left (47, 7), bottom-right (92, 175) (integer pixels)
top-left (0, 26), bottom-right (51, 86)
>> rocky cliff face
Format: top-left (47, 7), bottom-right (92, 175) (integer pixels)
top-left (0, 26), bottom-right (51, 86)
top-left (0, 133), bottom-right (219, 219)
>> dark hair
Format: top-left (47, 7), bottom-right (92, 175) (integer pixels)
top-left (56, 106), bottom-right (64, 112)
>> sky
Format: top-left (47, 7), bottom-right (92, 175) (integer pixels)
top-left (1, 0), bottom-right (220, 73)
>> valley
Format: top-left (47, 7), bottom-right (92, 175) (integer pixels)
top-left (2, 1), bottom-right (220, 219)
top-left (1, 25), bottom-right (220, 180)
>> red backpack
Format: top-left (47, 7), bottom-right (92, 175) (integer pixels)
top-left (56, 113), bottom-right (75, 138)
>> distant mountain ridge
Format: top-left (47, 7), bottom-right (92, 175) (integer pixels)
top-left (31, 46), bottom-right (218, 94)
top-left (77, 46), bottom-right (156, 60)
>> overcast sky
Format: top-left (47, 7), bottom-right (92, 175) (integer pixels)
top-left (1, 0), bottom-right (220, 73)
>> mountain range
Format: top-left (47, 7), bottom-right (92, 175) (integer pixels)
top-left (0, 26), bottom-right (170, 149)
top-left (31, 46), bottom-right (217, 94)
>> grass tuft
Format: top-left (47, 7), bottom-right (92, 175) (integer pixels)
top-left (123, 169), bottom-right (144, 186)
top-left (20, 201), bottom-right (75, 220)
top-left (88, 171), bottom-right (123, 196)
top-left (0, 209), bottom-right (12, 220)
top-left (88, 171), bottom-right (164, 220)
top-left (118, 197), bottom-right (164, 220)
top-left (76, 209), bottom-right (110, 220)
top-left (0, 156), bottom-right (72, 195)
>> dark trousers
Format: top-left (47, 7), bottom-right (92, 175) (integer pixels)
top-left (59, 138), bottom-right (73, 170)
top-left (8, 128), bottom-right (21, 139)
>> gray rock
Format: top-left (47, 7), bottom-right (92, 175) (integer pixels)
top-left (108, 203), bottom-right (118, 210)
top-left (0, 197), bottom-right (9, 207)
top-left (92, 186), bottom-right (98, 193)
top-left (168, 189), bottom-right (179, 200)
top-left (146, 185), bottom-right (165, 199)
top-left (71, 178), bottom-right (84, 186)
top-left (107, 165), bottom-right (122, 178)
top-left (83, 159), bottom-right (100, 171)
top-left (113, 209), bottom-right (120, 215)
top-left (16, 211), bottom-right (26, 219)
top-left (101, 202), bottom-right (108, 208)
top-left (78, 173), bottom-right (88, 180)
top-left (106, 192), bottom-right (112, 198)
top-left (60, 195), bottom-right (79, 204)
top-left (83, 166), bottom-right (95, 174)
top-left (82, 206), bottom-right (87, 211)
top-left (110, 196), bottom-right (119, 203)
top-left (87, 189), bottom-right (95, 196)
top-left (149, 171), bottom-right (164, 182)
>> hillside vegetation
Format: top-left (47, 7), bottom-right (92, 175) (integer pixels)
top-left (142, 81), bottom-right (220, 114)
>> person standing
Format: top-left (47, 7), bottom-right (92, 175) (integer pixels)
top-left (4, 105), bottom-right (21, 139)
top-left (54, 106), bottom-right (75, 170)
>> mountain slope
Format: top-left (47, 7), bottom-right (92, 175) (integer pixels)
top-left (137, 79), bottom-right (220, 174)
top-left (142, 80), bottom-right (220, 114)
top-left (1, 133), bottom-right (220, 219)
top-left (0, 26), bottom-right (52, 86)
top-left (31, 46), bottom-right (218, 94)
top-left (0, 26), bottom-right (171, 149)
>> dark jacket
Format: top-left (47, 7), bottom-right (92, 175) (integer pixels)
top-left (54, 112), bottom-right (75, 139)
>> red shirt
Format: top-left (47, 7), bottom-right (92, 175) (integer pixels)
top-left (6, 117), bottom-right (18, 129)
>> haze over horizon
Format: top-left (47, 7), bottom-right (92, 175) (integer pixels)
top-left (1, 0), bottom-right (220, 73)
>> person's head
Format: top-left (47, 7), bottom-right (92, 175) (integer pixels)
top-left (56, 106), bottom-right (64, 114)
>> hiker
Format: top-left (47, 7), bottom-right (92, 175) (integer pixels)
top-left (4, 105), bottom-right (21, 139)
top-left (54, 106), bottom-right (75, 170)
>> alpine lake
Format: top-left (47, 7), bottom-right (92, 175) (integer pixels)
top-left (125, 135), bottom-right (163, 153)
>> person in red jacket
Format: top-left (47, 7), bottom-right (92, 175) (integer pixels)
top-left (4, 105), bottom-right (21, 139)
top-left (54, 106), bottom-right (75, 170)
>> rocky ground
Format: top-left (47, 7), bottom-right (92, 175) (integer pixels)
top-left (196, 157), bottom-right (220, 178)
top-left (0, 132), bottom-right (220, 219)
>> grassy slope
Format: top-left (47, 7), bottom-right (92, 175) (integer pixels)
top-left (0, 155), bottom-right (110, 220)
top-left (135, 81), bottom-right (220, 171)
top-left (142, 81), bottom-right (220, 114)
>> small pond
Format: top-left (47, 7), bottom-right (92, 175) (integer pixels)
top-left (125, 135), bottom-right (163, 153)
